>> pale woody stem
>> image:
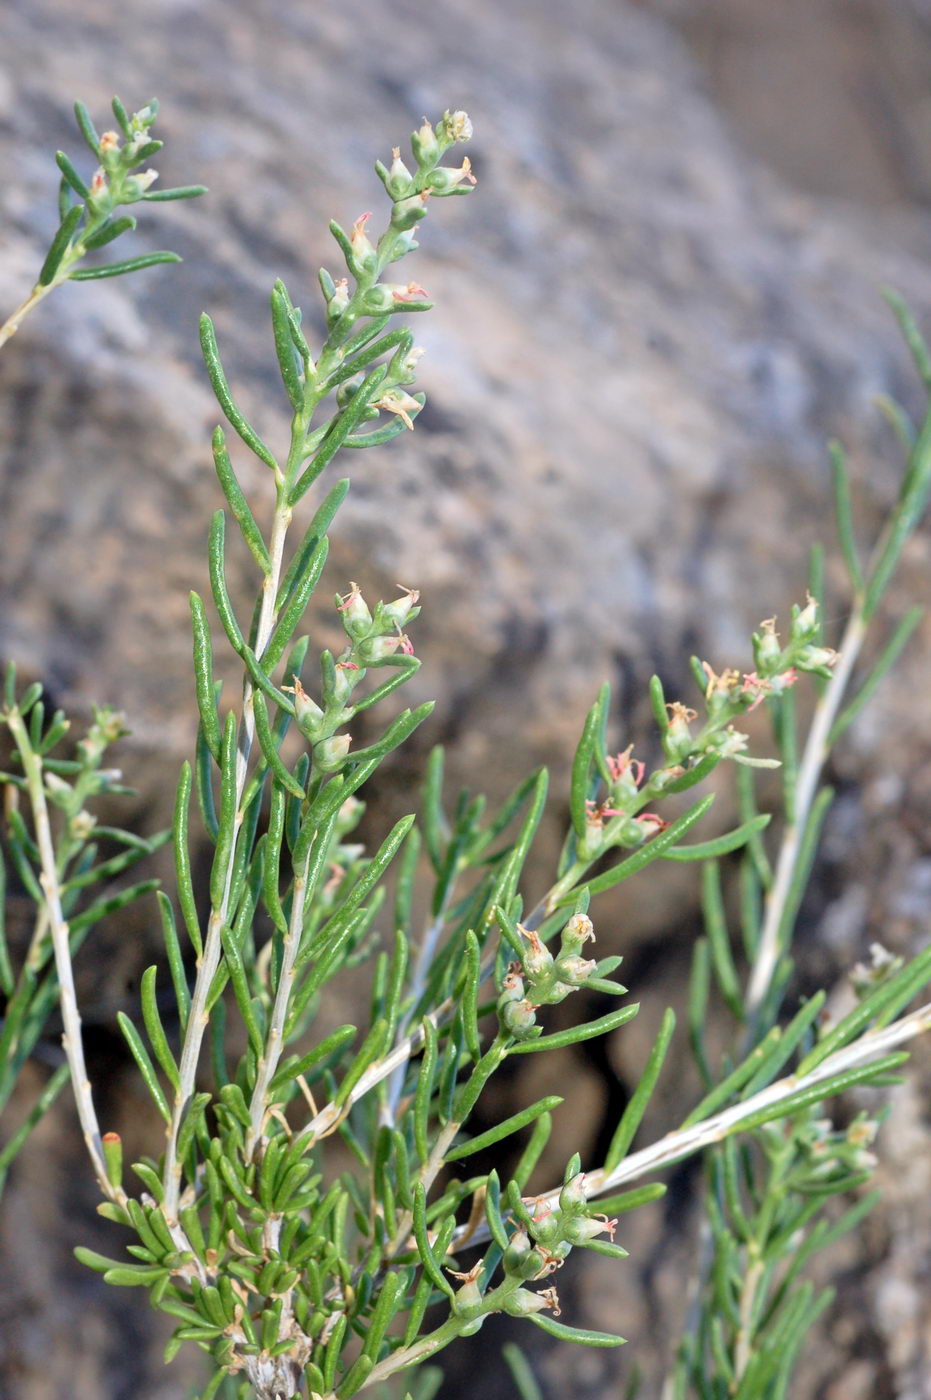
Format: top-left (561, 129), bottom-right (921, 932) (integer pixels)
top-left (297, 993), bottom-right (456, 1149)
top-left (309, 1004), bottom-right (931, 1400)
top-left (0, 282), bottom-right (57, 350)
top-left (245, 865), bottom-right (307, 1156)
top-left (745, 609), bottom-right (867, 1022)
top-left (734, 1255), bottom-right (764, 1380)
top-left (7, 712), bottom-right (121, 1205)
top-left (452, 996), bottom-right (931, 1255)
top-left (386, 1119), bottom-right (460, 1259)
top-left (162, 493), bottom-right (292, 1222)
top-left (383, 905), bottom-right (449, 1125)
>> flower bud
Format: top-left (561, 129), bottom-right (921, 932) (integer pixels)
top-left (349, 211), bottom-right (375, 266)
top-left (381, 586), bottom-right (421, 628)
top-left (326, 277), bottom-right (351, 321)
top-left (396, 345), bottom-right (425, 385)
top-left (649, 765), bottom-right (685, 792)
top-left (606, 745), bottom-right (645, 806)
top-left (69, 811), bottom-right (97, 842)
top-left (558, 1172), bottom-right (588, 1214)
top-left (358, 633), bottom-right (412, 664)
top-left (390, 227), bottom-right (420, 258)
top-left (563, 1213), bottom-right (620, 1246)
top-left (428, 158), bottom-right (477, 194)
top-left (795, 644), bottom-right (839, 675)
top-left (554, 954), bottom-right (597, 987)
top-left (500, 997), bottom-right (537, 1037)
top-left (336, 582), bottom-right (373, 639)
top-left (559, 913), bottom-right (595, 957)
top-left (387, 147), bottom-right (414, 199)
top-left (335, 795), bottom-right (365, 836)
top-left (519, 925), bottom-right (553, 981)
top-left (528, 1202), bottom-right (559, 1245)
top-left (753, 617), bottom-right (782, 673)
top-left (850, 942), bottom-right (903, 997)
top-left (411, 118), bottom-right (440, 166)
top-left (132, 102), bottom-right (158, 130)
top-left (502, 1287), bottom-right (553, 1318)
top-left (336, 373), bottom-right (365, 409)
top-left (87, 169), bottom-right (111, 213)
top-left (503, 1230), bottom-right (538, 1279)
top-left (361, 285), bottom-right (395, 315)
top-left (313, 734), bottom-right (351, 773)
top-left (92, 707), bottom-right (128, 744)
top-left (713, 727), bottom-right (749, 759)
top-left (288, 677), bottom-right (326, 738)
top-left (663, 702), bottom-right (697, 762)
top-left (124, 168), bottom-right (159, 199)
top-left (578, 806), bottom-right (607, 861)
top-left (450, 1264), bottom-right (484, 1320)
top-left (44, 772), bottom-right (73, 805)
top-left (331, 661), bottom-right (360, 706)
top-left (791, 592), bottom-right (820, 642)
top-left (391, 191), bottom-right (430, 231)
top-left (498, 968), bottom-right (525, 1004)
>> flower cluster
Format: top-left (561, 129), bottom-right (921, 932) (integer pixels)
top-left (556, 596), bottom-right (841, 890)
top-left (84, 100), bottom-right (164, 213)
top-left (286, 581), bottom-right (421, 774)
top-left (774, 1112), bottom-right (880, 1187)
top-left (497, 912), bottom-right (621, 1040)
top-left (451, 1159), bottom-right (620, 1329)
top-left (316, 110), bottom-right (477, 441)
top-left (41, 705), bottom-right (129, 836)
top-left (850, 941), bottom-right (905, 998)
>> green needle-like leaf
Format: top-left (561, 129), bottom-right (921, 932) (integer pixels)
top-left (526, 1314), bottom-right (626, 1347)
top-left (605, 1008), bottom-right (676, 1171)
top-left (446, 1095), bottom-right (564, 1161)
top-left (661, 814), bottom-right (770, 863)
top-left (117, 1012), bottom-right (171, 1121)
top-left (38, 204), bottom-right (84, 285)
top-left (70, 252), bottom-right (182, 280)
top-left (200, 314), bottom-right (278, 470)
top-left (509, 1004), bottom-right (639, 1053)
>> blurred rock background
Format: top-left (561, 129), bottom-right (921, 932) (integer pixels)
top-left (2, 0), bottom-right (931, 1395)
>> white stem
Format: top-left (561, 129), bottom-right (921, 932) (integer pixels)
top-left (745, 610), bottom-right (867, 1021)
top-left (296, 995), bottom-right (455, 1148)
top-left (383, 906), bottom-right (449, 1125)
top-left (162, 496), bottom-right (292, 1221)
top-left (453, 998), bottom-right (931, 1251)
top-left (386, 1118), bottom-right (460, 1258)
top-left (0, 281), bottom-right (57, 349)
top-left (245, 857), bottom-right (309, 1156)
top-left (8, 713), bottom-right (120, 1205)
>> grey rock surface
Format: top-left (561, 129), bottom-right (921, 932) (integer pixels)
top-left (2, 0), bottom-right (931, 1396)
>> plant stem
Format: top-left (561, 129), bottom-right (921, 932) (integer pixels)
top-left (453, 994), bottom-right (931, 1253)
top-left (245, 845), bottom-right (310, 1156)
top-left (162, 483), bottom-right (294, 1221)
top-left (0, 282), bottom-right (59, 349)
top-left (5, 710), bottom-right (121, 1205)
top-left (745, 610), bottom-right (867, 1027)
top-left (383, 901), bottom-right (451, 1125)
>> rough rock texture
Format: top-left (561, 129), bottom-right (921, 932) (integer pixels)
top-left (2, 0), bottom-right (931, 1396)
